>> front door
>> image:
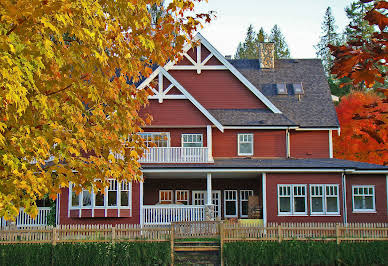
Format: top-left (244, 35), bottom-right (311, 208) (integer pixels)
top-left (192, 190), bottom-right (221, 218)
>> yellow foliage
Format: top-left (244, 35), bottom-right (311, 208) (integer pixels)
top-left (0, 0), bottom-right (212, 219)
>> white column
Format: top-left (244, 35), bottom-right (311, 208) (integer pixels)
top-left (206, 173), bottom-right (212, 205)
top-left (342, 173), bottom-right (347, 224)
top-left (262, 173), bottom-right (267, 227)
top-left (286, 129), bottom-right (290, 158)
top-left (207, 125), bottom-right (213, 162)
top-left (329, 130), bottom-right (333, 158)
top-left (140, 179), bottom-right (144, 227)
top-left (56, 193), bottom-right (60, 226)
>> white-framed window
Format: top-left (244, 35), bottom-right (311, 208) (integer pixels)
top-left (175, 190), bottom-right (189, 205)
top-left (182, 134), bottom-right (203, 147)
top-left (352, 185), bottom-right (375, 212)
top-left (69, 180), bottom-right (132, 210)
top-left (310, 184), bottom-right (339, 215)
top-left (139, 132), bottom-right (170, 147)
top-left (240, 190), bottom-right (254, 217)
top-left (238, 134), bottom-right (253, 156)
top-left (159, 190), bottom-right (173, 204)
top-left (224, 190), bottom-right (238, 218)
top-left (192, 191), bottom-right (205, 205)
top-left (278, 184), bottom-right (307, 215)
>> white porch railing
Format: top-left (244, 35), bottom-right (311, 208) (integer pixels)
top-left (143, 205), bottom-right (205, 225)
top-left (139, 147), bottom-right (209, 163)
top-left (16, 207), bottom-right (51, 227)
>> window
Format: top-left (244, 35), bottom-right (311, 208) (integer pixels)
top-left (69, 180), bottom-right (132, 210)
top-left (139, 132), bottom-right (170, 147)
top-left (310, 185), bottom-right (339, 215)
top-left (224, 190), bottom-right (238, 217)
top-left (182, 134), bottom-right (203, 147)
top-left (192, 191), bottom-right (205, 205)
top-left (238, 134), bottom-right (253, 156)
top-left (278, 185), bottom-right (307, 215)
top-left (352, 185), bottom-right (375, 212)
top-left (176, 190), bottom-right (189, 205)
top-left (240, 190), bottom-right (254, 217)
top-left (159, 190), bottom-right (173, 204)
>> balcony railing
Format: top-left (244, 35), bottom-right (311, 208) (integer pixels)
top-left (139, 147), bottom-right (210, 163)
top-left (1, 207), bottom-right (51, 228)
top-left (142, 205), bottom-right (205, 225)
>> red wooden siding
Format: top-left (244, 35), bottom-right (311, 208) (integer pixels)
top-left (59, 182), bottom-right (140, 225)
top-left (290, 130), bottom-right (329, 158)
top-left (346, 174), bottom-right (388, 223)
top-left (140, 100), bottom-right (212, 126)
top-left (143, 176), bottom-right (261, 219)
top-left (141, 128), bottom-right (207, 147)
top-left (169, 70), bottom-right (268, 109)
top-left (201, 44), bottom-right (211, 61)
top-left (266, 173), bottom-right (343, 223)
top-left (213, 130), bottom-right (286, 158)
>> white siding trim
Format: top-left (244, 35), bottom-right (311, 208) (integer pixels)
top-left (286, 129), bottom-right (290, 158)
top-left (329, 130), bottom-right (333, 158)
top-left (206, 125), bottom-right (213, 162)
top-left (206, 173), bottom-right (212, 205)
top-left (140, 180), bottom-right (143, 226)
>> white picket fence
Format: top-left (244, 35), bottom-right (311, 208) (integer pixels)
top-left (142, 205), bottom-right (206, 225)
top-left (139, 147), bottom-right (209, 163)
top-left (1, 207), bottom-right (51, 228)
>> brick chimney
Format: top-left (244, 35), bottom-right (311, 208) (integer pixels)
top-left (258, 42), bottom-right (275, 69)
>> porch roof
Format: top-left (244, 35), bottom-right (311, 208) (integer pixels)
top-left (141, 158), bottom-right (388, 172)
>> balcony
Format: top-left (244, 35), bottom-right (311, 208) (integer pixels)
top-left (139, 147), bottom-right (211, 163)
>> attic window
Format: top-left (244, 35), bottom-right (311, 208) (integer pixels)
top-left (293, 83), bottom-right (304, 94)
top-left (276, 84), bottom-right (287, 95)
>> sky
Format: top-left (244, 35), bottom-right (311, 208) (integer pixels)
top-left (193, 0), bottom-right (354, 58)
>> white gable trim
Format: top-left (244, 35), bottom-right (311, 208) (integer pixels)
top-left (159, 68), bottom-right (223, 132)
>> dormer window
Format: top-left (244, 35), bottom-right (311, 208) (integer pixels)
top-left (238, 133), bottom-right (254, 156)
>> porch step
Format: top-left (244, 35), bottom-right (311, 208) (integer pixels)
top-left (174, 245), bottom-right (220, 252)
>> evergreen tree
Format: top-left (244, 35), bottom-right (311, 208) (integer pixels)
top-left (315, 7), bottom-right (341, 75)
top-left (256, 27), bottom-right (267, 43)
top-left (344, 1), bottom-right (375, 41)
top-left (269, 25), bottom-right (290, 59)
top-left (235, 24), bottom-right (258, 59)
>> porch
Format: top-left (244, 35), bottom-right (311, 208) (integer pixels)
top-left (141, 172), bottom-right (263, 226)
top-left (1, 207), bottom-right (51, 228)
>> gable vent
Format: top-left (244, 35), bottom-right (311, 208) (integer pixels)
top-left (293, 83), bottom-right (304, 95)
top-left (276, 83), bottom-right (287, 95)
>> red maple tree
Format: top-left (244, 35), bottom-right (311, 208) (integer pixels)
top-left (334, 92), bottom-right (388, 165)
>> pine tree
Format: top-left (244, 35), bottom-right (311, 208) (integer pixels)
top-left (344, 1), bottom-right (375, 41)
top-left (235, 24), bottom-right (258, 59)
top-left (256, 27), bottom-right (267, 43)
top-left (315, 7), bottom-right (341, 75)
top-left (269, 25), bottom-right (290, 59)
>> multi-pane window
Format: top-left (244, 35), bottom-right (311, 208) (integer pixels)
top-left (70, 180), bottom-right (131, 209)
top-left (182, 134), bottom-right (203, 147)
top-left (175, 190), bottom-right (189, 205)
top-left (224, 190), bottom-right (238, 217)
top-left (238, 134), bottom-right (253, 156)
top-left (240, 190), bottom-right (254, 217)
top-left (278, 185), bottom-right (307, 215)
top-left (353, 185), bottom-right (375, 212)
top-left (139, 132), bottom-right (170, 147)
top-left (159, 190), bottom-right (173, 204)
top-left (310, 185), bottom-right (339, 215)
top-left (192, 191), bottom-right (205, 205)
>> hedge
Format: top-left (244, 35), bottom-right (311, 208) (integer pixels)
top-left (224, 241), bottom-right (388, 265)
top-left (0, 242), bottom-right (170, 266)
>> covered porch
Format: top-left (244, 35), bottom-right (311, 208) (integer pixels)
top-left (141, 171), bottom-right (263, 225)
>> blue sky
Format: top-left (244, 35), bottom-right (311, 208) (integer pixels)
top-left (194, 0), bottom-right (353, 58)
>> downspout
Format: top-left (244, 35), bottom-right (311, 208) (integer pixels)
top-left (342, 171), bottom-right (347, 224)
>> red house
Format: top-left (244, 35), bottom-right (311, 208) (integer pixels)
top-left (58, 33), bottom-right (388, 226)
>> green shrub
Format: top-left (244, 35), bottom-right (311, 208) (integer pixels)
top-left (223, 241), bottom-right (388, 265)
top-left (0, 242), bottom-right (170, 266)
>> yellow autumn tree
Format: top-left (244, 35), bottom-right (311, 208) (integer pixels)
top-left (0, 0), bottom-right (212, 220)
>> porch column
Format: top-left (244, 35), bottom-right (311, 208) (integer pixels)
top-left (262, 173), bottom-right (267, 227)
top-left (205, 172), bottom-right (215, 221)
top-left (206, 125), bottom-right (213, 162)
top-left (140, 178), bottom-right (144, 227)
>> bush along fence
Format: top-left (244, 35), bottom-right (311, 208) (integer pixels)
top-left (0, 222), bottom-right (387, 244)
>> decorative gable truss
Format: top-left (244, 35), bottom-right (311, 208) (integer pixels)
top-left (138, 67), bottom-right (224, 131)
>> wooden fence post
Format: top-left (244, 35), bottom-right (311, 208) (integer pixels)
top-left (112, 226), bottom-right (116, 244)
top-left (170, 225), bottom-right (174, 266)
top-left (220, 222), bottom-right (224, 266)
top-left (52, 227), bottom-right (57, 246)
top-left (278, 225), bottom-right (282, 243)
top-left (336, 224), bottom-right (341, 244)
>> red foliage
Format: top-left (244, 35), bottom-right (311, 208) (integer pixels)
top-left (334, 92), bottom-right (388, 165)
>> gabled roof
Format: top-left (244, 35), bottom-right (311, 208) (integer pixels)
top-left (228, 59), bottom-right (340, 128)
